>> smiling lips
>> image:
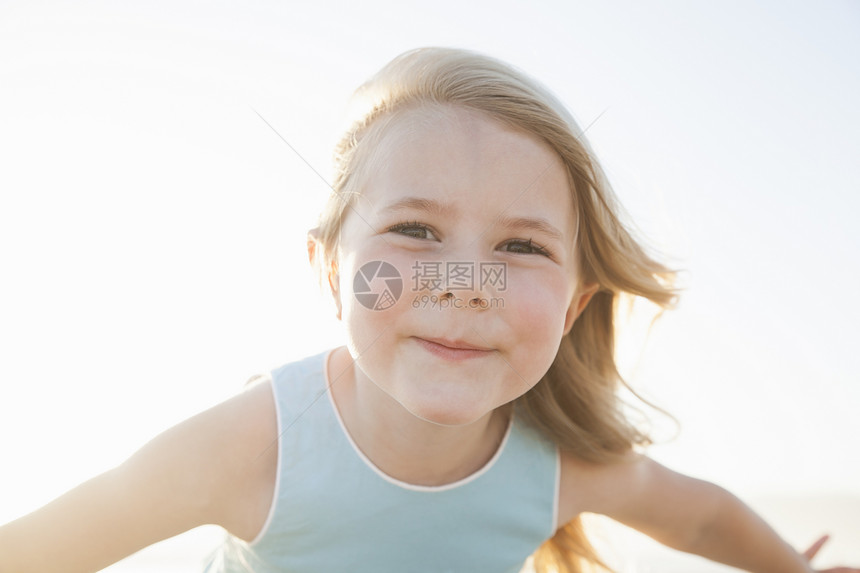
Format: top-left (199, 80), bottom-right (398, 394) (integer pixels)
top-left (414, 337), bottom-right (495, 361)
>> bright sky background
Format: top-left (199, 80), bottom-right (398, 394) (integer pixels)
top-left (1, 0), bottom-right (858, 569)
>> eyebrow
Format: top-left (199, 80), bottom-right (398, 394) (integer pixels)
top-left (380, 196), bottom-right (565, 241)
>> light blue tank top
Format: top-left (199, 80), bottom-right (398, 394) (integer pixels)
top-left (204, 348), bottom-right (559, 573)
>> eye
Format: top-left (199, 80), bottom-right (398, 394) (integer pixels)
top-left (387, 220), bottom-right (436, 240)
top-left (500, 238), bottom-right (552, 257)
top-left (387, 222), bottom-right (552, 257)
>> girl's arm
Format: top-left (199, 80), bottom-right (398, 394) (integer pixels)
top-left (0, 380), bottom-right (277, 573)
top-left (560, 453), bottom-right (855, 573)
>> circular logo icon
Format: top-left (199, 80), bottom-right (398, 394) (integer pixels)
top-left (353, 261), bottom-right (403, 311)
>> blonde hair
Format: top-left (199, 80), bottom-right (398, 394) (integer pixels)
top-left (312, 47), bottom-right (678, 573)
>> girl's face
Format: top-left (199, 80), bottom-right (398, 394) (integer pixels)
top-left (333, 105), bottom-right (594, 427)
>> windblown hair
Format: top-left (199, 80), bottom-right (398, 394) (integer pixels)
top-left (312, 47), bottom-right (678, 573)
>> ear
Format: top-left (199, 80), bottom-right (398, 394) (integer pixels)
top-left (563, 282), bottom-right (599, 335)
top-left (307, 227), bottom-right (321, 267)
top-left (307, 228), bottom-right (342, 321)
top-left (329, 262), bottom-right (342, 320)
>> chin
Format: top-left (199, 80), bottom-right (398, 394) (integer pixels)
top-left (403, 396), bottom-right (495, 427)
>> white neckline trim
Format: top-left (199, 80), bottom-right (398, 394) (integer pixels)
top-left (324, 347), bottom-right (514, 493)
top-left (248, 372), bottom-right (278, 547)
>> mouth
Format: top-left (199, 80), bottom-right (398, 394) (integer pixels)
top-left (413, 336), bottom-right (495, 361)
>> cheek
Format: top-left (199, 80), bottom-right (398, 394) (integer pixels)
top-left (516, 292), bottom-right (567, 344)
top-left (504, 271), bottom-right (572, 363)
top-left (510, 267), bottom-right (571, 323)
top-left (338, 250), bottom-right (414, 341)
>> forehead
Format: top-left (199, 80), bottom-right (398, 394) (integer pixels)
top-left (356, 105), bottom-right (576, 239)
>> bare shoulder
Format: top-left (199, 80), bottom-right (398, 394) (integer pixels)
top-left (558, 449), bottom-right (725, 544)
top-left (0, 378), bottom-right (279, 573)
top-left (557, 450), bottom-right (637, 527)
top-left (117, 377), bottom-right (278, 541)
top-left (558, 450), bottom-right (694, 527)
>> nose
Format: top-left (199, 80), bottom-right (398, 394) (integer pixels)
top-left (442, 258), bottom-right (504, 311)
top-left (410, 243), bottom-right (504, 311)
top-left (438, 289), bottom-right (490, 311)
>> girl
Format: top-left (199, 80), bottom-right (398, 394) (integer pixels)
top-left (0, 47), bottom-right (855, 573)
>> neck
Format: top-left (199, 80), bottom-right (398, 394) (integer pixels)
top-left (328, 346), bottom-right (511, 487)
